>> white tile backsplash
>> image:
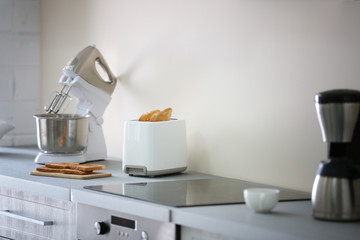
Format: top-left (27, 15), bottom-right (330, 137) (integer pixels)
top-left (0, 0), bottom-right (12, 33)
top-left (13, 0), bottom-right (40, 34)
top-left (0, 68), bottom-right (14, 101)
top-left (12, 100), bottom-right (40, 133)
top-left (0, 35), bottom-right (40, 66)
top-left (0, 103), bottom-right (13, 122)
top-left (0, 0), bottom-right (39, 146)
top-left (14, 66), bottom-right (40, 100)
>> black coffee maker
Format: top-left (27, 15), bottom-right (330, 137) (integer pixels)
top-left (312, 89), bottom-right (360, 221)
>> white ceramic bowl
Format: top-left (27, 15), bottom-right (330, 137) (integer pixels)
top-left (243, 188), bottom-right (280, 213)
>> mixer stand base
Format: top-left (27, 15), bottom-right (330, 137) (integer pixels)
top-left (35, 152), bottom-right (86, 164)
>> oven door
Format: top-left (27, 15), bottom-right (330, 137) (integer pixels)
top-left (77, 203), bottom-right (177, 240)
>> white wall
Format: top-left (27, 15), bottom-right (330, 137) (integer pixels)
top-left (0, 0), bottom-right (40, 146)
top-left (40, 0), bottom-right (360, 192)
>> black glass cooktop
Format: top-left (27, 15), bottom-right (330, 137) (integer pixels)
top-left (84, 178), bottom-right (310, 207)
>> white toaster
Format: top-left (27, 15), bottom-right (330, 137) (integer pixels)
top-left (122, 119), bottom-right (187, 177)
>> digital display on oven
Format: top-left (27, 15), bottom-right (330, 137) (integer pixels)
top-left (111, 216), bottom-right (136, 229)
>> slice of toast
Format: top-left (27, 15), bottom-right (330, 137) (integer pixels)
top-left (70, 163), bottom-right (106, 172)
top-left (36, 167), bottom-right (62, 173)
top-left (45, 162), bottom-right (80, 169)
top-left (150, 107), bottom-right (172, 122)
top-left (139, 109), bottom-right (160, 121)
top-left (59, 169), bottom-right (90, 175)
top-left (36, 166), bottom-right (92, 175)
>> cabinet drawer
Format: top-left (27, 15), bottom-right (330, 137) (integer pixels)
top-left (0, 226), bottom-right (49, 240)
top-left (0, 195), bottom-right (75, 240)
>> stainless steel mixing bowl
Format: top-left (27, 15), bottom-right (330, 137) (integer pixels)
top-left (34, 114), bottom-right (89, 154)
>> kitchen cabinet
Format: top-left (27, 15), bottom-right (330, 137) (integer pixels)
top-left (0, 186), bottom-right (76, 240)
top-left (172, 201), bottom-right (360, 240)
top-left (181, 226), bottom-right (239, 240)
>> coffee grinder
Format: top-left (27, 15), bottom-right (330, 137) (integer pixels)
top-left (312, 89), bottom-right (360, 221)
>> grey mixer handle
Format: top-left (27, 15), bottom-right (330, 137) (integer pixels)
top-left (64, 45), bottom-right (117, 95)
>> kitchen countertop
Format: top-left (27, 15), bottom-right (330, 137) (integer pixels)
top-left (0, 146), bottom-right (215, 222)
top-left (1, 146), bottom-right (360, 240)
top-left (0, 146), bottom-right (214, 201)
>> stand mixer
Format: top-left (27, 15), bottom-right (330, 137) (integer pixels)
top-left (34, 45), bottom-right (117, 164)
top-left (312, 89), bottom-right (360, 221)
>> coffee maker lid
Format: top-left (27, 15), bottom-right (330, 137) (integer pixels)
top-left (315, 89), bottom-right (360, 104)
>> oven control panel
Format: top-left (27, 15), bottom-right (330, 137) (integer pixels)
top-left (77, 203), bottom-right (176, 240)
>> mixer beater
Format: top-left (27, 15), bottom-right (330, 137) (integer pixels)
top-left (45, 76), bottom-right (76, 114)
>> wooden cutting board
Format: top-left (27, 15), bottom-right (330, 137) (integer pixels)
top-left (30, 171), bottom-right (112, 179)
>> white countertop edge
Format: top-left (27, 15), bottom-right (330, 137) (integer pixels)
top-left (71, 188), bottom-right (171, 222)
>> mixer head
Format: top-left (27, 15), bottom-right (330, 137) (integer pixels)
top-left (63, 44), bottom-right (117, 95)
top-left (45, 45), bottom-right (117, 114)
